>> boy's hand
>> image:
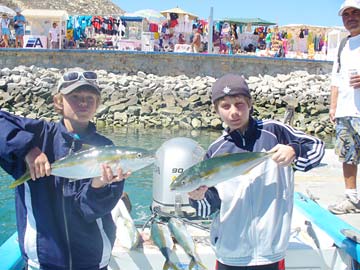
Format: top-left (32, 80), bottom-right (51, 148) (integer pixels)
top-left (91, 164), bottom-right (131, 188)
top-left (188, 185), bottom-right (208, 200)
top-left (25, 147), bottom-right (51, 180)
top-left (269, 144), bottom-right (295, 167)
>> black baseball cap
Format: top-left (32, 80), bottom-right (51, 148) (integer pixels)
top-left (211, 74), bottom-right (251, 103)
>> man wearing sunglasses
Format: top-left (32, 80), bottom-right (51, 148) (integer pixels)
top-left (0, 68), bottom-right (130, 270)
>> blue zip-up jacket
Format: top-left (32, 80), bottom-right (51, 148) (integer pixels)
top-left (189, 117), bottom-right (325, 266)
top-left (0, 110), bottom-right (124, 270)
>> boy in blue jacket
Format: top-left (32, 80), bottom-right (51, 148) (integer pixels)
top-left (0, 68), bottom-right (130, 270)
top-left (188, 74), bottom-right (325, 270)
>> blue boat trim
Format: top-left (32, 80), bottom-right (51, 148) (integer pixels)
top-left (0, 232), bottom-right (24, 270)
top-left (294, 192), bottom-right (360, 262)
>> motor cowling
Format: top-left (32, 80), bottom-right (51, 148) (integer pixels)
top-left (152, 137), bottom-right (205, 216)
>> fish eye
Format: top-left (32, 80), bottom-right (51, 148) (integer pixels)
top-left (137, 153), bottom-right (142, 158)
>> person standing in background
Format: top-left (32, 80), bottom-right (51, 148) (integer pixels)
top-left (1, 13), bottom-right (11, 47)
top-left (265, 27), bottom-right (272, 56)
top-left (13, 8), bottom-right (26, 48)
top-left (49, 22), bottom-right (60, 49)
top-left (191, 27), bottom-right (202, 53)
top-left (328, 0), bottom-right (360, 215)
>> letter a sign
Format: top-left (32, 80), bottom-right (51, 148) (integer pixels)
top-left (25, 37), bottom-right (44, 48)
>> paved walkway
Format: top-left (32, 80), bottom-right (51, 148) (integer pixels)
top-left (295, 149), bottom-right (360, 229)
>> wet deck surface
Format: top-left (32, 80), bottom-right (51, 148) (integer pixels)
top-left (295, 149), bottom-right (360, 229)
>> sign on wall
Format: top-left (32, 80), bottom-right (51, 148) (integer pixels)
top-left (23, 35), bottom-right (47, 49)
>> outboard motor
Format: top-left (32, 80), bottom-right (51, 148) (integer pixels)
top-left (152, 137), bottom-right (205, 217)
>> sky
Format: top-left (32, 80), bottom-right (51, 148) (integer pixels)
top-left (113, 0), bottom-right (345, 27)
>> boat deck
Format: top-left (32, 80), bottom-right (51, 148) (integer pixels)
top-left (295, 149), bottom-right (360, 229)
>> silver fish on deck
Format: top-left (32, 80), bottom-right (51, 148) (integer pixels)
top-left (168, 218), bottom-right (207, 270)
top-left (169, 152), bottom-right (272, 193)
top-left (112, 197), bottom-right (141, 250)
top-left (150, 221), bottom-right (181, 270)
top-left (9, 145), bottom-right (154, 188)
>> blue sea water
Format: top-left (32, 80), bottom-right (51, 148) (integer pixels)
top-left (0, 127), bottom-right (223, 245)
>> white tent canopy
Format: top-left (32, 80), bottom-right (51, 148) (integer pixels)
top-left (22, 9), bottom-right (69, 21)
top-left (0, 5), bottom-right (16, 16)
top-left (22, 9), bottom-right (69, 48)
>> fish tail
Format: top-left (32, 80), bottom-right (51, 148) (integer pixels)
top-left (9, 170), bottom-right (31, 189)
top-left (163, 260), bottom-right (181, 270)
top-left (189, 257), bottom-right (208, 270)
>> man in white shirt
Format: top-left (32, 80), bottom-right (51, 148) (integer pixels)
top-left (49, 22), bottom-right (59, 49)
top-left (328, 0), bottom-right (360, 215)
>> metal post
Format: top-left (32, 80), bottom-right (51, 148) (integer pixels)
top-left (208, 7), bottom-right (213, 54)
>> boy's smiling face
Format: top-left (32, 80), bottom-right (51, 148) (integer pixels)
top-left (62, 89), bottom-right (99, 125)
top-left (216, 95), bottom-right (252, 132)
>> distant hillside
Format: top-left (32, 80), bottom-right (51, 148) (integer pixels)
top-left (0, 0), bottom-right (124, 15)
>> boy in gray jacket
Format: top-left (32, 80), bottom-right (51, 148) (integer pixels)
top-left (189, 74), bottom-right (325, 269)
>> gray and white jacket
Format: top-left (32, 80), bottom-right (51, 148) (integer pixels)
top-left (190, 117), bottom-right (325, 266)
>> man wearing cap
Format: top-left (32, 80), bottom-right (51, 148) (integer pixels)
top-left (328, 0), bottom-right (360, 215)
top-left (188, 74), bottom-right (324, 269)
top-left (13, 8), bottom-right (26, 48)
top-left (0, 68), bottom-right (131, 269)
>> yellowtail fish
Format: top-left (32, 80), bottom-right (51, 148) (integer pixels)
top-left (168, 218), bottom-right (207, 270)
top-left (112, 197), bottom-right (141, 250)
top-left (169, 152), bottom-right (272, 192)
top-left (9, 145), bottom-right (154, 188)
top-left (150, 222), bottom-right (181, 270)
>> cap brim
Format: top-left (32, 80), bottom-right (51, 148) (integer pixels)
top-left (59, 80), bottom-right (100, 95)
top-left (338, 5), bottom-right (360, 15)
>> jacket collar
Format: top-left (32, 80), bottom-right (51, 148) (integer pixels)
top-left (224, 117), bottom-right (257, 138)
top-left (59, 119), bottom-right (97, 142)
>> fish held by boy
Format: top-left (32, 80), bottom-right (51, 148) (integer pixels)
top-left (169, 151), bottom-right (272, 193)
top-left (9, 145), bottom-right (154, 188)
top-left (150, 221), bottom-right (181, 270)
top-left (168, 217), bottom-right (207, 270)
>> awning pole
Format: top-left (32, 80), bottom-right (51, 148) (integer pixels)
top-left (208, 7), bottom-right (213, 54)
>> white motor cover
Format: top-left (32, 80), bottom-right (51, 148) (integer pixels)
top-left (152, 137), bottom-right (205, 212)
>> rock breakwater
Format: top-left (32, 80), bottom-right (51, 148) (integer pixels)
top-left (0, 66), bottom-right (333, 137)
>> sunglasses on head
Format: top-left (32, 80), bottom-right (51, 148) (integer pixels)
top-left (62, 71), bottom-right (97, 82)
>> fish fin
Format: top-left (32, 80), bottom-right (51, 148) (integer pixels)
top-left (9, 170), bottom-right (31, 189)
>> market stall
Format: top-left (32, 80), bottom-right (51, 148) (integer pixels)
top-left (215, 17), bottom-right (276, 53)
top-left (117, 16), bottom-right (146, 51)
top-left (160, 7), bottom-right (198, 52)
top-left (21, 9), bottom-right (68, 49)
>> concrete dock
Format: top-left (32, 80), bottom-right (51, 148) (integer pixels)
top-left (295, 149), bottom-right (360, 229)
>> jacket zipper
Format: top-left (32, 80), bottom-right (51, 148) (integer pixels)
top-left (62, 138), bottom-right (77, 270)
top-left (240, 131), bottom-right (258, 261)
